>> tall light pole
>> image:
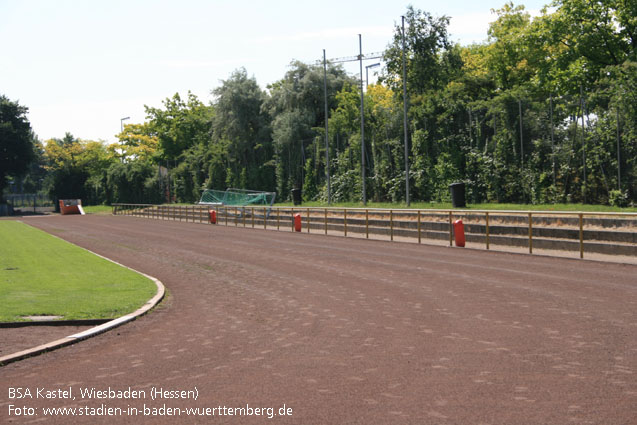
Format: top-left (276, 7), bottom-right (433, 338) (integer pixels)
top-left (359, 34), bottom-right (366, 206)
top-left (401, 16), bottom-right (410, 206)
top-left (119, 117), bottom-right (130, 163)
top-left (365, 63), bottom-right (380, 88)
top-left (120, 116), bottom-right (130, 133)
top-left (323, 49), bottom-right (331, 205)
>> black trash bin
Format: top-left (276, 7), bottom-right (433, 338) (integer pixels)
top-left (449, 182), bottom-right (466, 208)
top-left (291, 188), bottom-right (302, 206)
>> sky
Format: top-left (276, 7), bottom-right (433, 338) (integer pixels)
top-left (0, 0), bottom-right (550, 144)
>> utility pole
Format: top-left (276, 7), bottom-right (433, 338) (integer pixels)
top-left (518, 99), bottom-right (523, 167)
top-left (401, 16), bottom-right (410, 206)
top-left (119, 116), bottom-right (130, 163)
top-left (359, 34), bottom-right (366, 205)
top-left (315, 49), bottom-right (383, 206)
top-left (550, 94), bottom-right (555, 187)
top-left (616, 107), bottom-right (621, 191)
top-left (580, 86), bottom-right (586, 203)
top-left (323, 49), bottom-right (331, 205)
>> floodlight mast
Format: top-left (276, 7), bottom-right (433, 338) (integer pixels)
top-left (318, 52), bottom-right (383, 64)
top-left (401, 16), bottom-right (410, 206)
top-left (318, 49), bottom-right (383, 206)
top-left (359, 34), bottom-right (366, 206)
top-left (323, 49), bottom-right (331, 205)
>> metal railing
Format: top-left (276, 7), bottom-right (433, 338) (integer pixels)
top-left (4, 194), bottom-right (54, 213)
top-left (112, 204), bottom-right (637, 260)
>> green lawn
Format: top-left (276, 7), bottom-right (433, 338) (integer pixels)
top-left (81, 204), bottom-right (113, 214)
top-left (0, 221), bottom-right (157, 322)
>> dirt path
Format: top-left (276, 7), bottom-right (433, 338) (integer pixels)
top-left (1, 215), bottom-right (636, 424)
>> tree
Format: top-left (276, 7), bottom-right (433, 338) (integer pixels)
top-left (485, 3), bottom-right (534, 90)
top-left (0, 95), bottom-right (35, 198)
top-left (113, 122), bottom-right (159, 163)
top-left (145, 92), bottom-right (213, 162)
top-left (383, 6), bottom-right (462, 95)
top-left (43, 133), bottom-right (117, 205)
top-left (211, 68), bottom-right (273, 190)
top-left (266, 61), bottom-right (355, 199)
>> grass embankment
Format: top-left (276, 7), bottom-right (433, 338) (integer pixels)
top-left (0, 221), bottom-right (156, 322)
top-left (274, 201), bottom-right (637, 213)
top-left (90, 201), bottom-right (636, 213)
top-left (81, 205), bottom-right (113, 214)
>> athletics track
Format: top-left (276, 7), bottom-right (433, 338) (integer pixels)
top-left (1, 215), bottom-right (636, 424)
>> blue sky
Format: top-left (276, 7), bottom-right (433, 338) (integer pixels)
top-left (0, 0), bottom-right (550, 143)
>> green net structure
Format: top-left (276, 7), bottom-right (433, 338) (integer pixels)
top-left (199, 188), bottom-right (276, 208)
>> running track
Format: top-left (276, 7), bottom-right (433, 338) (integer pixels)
top-left (1, 215), bottom-right (636, 424)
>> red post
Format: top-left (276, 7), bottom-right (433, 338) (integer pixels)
top-left (209, 209), bottom-right (217, 224)
top-left (453, 219), bottom-right (465, 247)
top-left (294, 213), bottom-right (302, 232)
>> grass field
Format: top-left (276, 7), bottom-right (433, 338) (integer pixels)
top-left (82, 205), bottom-right (113, 214)
top-left (0, 221), bottom-right (157, 322)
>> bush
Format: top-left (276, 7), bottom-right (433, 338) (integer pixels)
top-left (609, 189), bottom-right (629, 207)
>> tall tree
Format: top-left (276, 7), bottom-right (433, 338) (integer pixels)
top-left (145, 92), bottom-right (213, 162)
top-left (211, 68), bottom-right (272, 190)
top-left (383, 6), bottom-right (462, 96)
top-left (266, 61), bottom-right (354, 199)
top-left (0, 95), bottom-right (35, 198)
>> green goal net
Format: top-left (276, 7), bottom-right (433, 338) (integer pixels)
top-left (199, 188), bottom-right (276, 208)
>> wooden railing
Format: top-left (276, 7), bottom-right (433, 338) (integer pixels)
top-left (112, 204), bottom-right (637, 260)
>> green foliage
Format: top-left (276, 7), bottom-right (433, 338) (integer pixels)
top-left (106, 161), bottom-right (161, 204)
top-left (145, 92), bottom-right (213, 161)
top-left (609, 189), bottom-right (629, 207)
top-left (0, 95), bottom-right (35, 198)
top-left (302, 157), bottom-right (319, 201)
top-left (383, 6), bottom-right (461, 94)
top-left (212, 68), bottom-right (273, 191)
top-left (267, 61), bottom-right (355, 200)
top-left (11, 3), bottom-right (637, 208)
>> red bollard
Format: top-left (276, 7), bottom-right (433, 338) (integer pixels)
top-left (294, 213), bottom-right (302, 232)
top-left (453, 219), bottom-right (465, 247)
top-left (209, 209), bottom-right (217, 224)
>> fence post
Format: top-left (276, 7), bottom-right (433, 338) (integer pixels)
top-left (390, 209), bottom-right (394, 241)
top-left (449, 211), bottom-right (453, 246)
top-left (324, 209), bottom-right (328, 235)
top-left (264, 207), bottom-right (267, 229)
top-left (307, 208), bottom-right (310, 233)
top-left (529, 212), bottom-right (533, 254)
top-left (417, 210), bottom-right (421, 244)
top-left (366, 209), bottom-right (369, 239)
top-left (344, 209), bottom-right (347, 237)
top-left (486, 212), bottom-right (490, 250)
top-left (579, 213), bottom-right (584, 259)
top-left (277, 208), bottom-right (280, 230)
